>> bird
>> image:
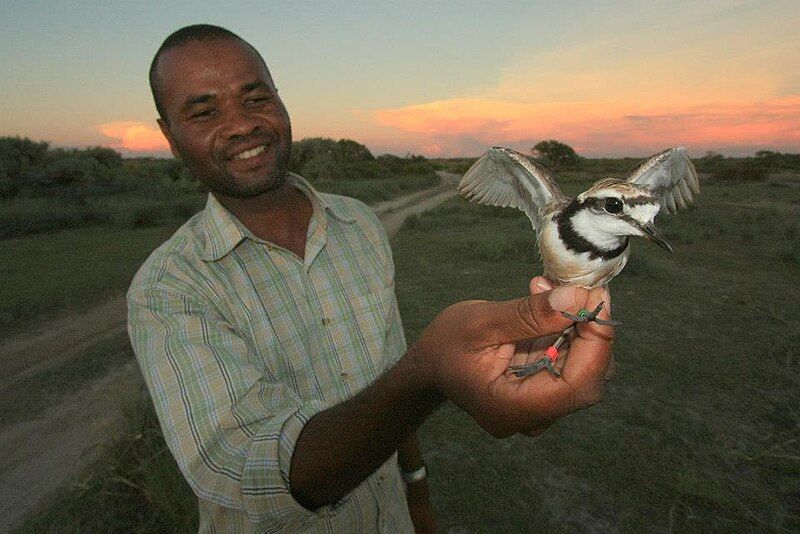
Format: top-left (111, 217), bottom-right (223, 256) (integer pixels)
top-left (457, 146), bottom-right (700, 378)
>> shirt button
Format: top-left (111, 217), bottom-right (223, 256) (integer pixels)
top-left (322, 317), bottom-right (330, 326)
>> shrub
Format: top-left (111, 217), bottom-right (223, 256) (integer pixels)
top-left (82, 146), bottom-right (124, 169)
top-left (755, 150), bottom-right (800, 171)
top-left (0, 136), bottom-right (50, 174)
top-left (291, 137), bottom-right (386, 181)
top-left (0, 197), bottom-right (86, 238)
top-left (376, 154), bottom-right (435, 176)
top-left (710, 160), bottom-right (767, 182)
top-left (87, 196), bottom-right (167, 228)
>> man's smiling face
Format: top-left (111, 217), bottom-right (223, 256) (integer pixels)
top-left (154, 38), bottom-right (292, 199)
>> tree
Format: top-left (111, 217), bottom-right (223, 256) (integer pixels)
top-left (0, 137), bottom-right (51, 198)
top-left (82, 146), bottom-right (124, 169)
top-left (336, 139), bottom-right (374, 162)
top-left (531, 140), bottom-right (580, 168)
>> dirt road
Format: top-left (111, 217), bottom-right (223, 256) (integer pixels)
top-left (0, 172), bottom-right (459, 531)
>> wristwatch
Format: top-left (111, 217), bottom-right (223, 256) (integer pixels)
top-left (400, 465), bottom-right (428, 484)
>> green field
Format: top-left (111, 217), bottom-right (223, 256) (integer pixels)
top-left (0, 226), bottom-right (181, 338)
top-left (15, 171), bottom-right (800, 532)
top-left (0, 174), bottom-right (439, 340)
top-left (395, 178), bottom-right (800, 532)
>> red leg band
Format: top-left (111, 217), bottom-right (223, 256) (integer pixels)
top-left (545, 345), bottom-right (559, 361)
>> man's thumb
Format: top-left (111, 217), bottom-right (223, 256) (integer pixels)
top-left (491, 285), bottom-right (588, 343)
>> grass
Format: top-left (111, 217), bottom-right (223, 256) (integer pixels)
top-left (0, 225), bottom-right (181, 338)
top-left (313, 172), bottom-right (440, 204)
top-left (14, 171), bottom-right (800, 532)
top-left (17, 389), bottom-right (198, 533)
top-left (0, 330), bottom-right (134, 425)
top-left (0, 194), bottom-right (205, 239)
top-left (393, 177), bottom-right (800, 532)
top-left (0, 174), bottom-right (440, 339)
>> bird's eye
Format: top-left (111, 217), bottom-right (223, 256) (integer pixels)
top-left (604, 197), bottom-right (623, 214)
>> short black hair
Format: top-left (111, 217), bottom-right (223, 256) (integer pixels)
top-left (149, 24), bottom-right (254, 120)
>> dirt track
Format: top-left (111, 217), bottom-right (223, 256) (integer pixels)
top-left (0, 172), bottom-right (459, 531)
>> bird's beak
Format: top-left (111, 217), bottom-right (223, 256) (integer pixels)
top-left (640, 222), bottom-right (673, 252)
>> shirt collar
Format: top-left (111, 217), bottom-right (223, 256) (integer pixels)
top-left (200, 172), bottom-right (355, 262)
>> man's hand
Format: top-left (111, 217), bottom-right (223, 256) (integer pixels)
top-left (408, 277), bottom-right (615, 438)
top-left (290, 277), bottom-right (614, 509)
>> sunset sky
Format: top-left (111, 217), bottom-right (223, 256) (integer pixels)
top-left (1, 0), bottom-right (798, 158)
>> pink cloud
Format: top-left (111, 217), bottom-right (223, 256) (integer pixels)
top-left (95, 121), bottom-right (169, 153)
top-left (373, 96), bottom-right (800, 157)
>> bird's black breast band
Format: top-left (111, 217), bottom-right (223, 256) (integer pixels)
top-left (556, 200), bottom-right (629, 260)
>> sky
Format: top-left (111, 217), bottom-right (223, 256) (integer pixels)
top-left (1, 0), bottom-right (798, 158)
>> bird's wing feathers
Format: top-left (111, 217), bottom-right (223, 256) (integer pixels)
top-left (627, 147), bottom-right (700, 214)
top-left (457, 147), bottom-right (563, 231)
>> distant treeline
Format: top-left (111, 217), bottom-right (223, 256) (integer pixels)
top-left (0, 136), bottom-right (438, 238)
top-left (3, 135), bottom-right (797, 239)
top-left (431, 144), bottom-right (800, 181)
top-left (578, 150), bottom-right (800, 182)
top-left (695, 150), bottom-right (800, 182)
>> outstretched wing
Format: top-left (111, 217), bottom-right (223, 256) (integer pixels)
top-left (627, 147), bottom-right (700, 214)
top-left (457, 147), bottom-right (564, 231)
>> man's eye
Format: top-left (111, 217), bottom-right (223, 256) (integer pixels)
top-left (604, 197), bottom-right (623, 214)
top-left (246, 96), bottom-right (270, 106)
top-left (191, 109), bottom-right (216, 119)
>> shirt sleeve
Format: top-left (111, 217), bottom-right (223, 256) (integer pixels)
top-left (127, 272), bottom-right (336, 530)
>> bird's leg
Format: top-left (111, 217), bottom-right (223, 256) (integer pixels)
top-left (508, 302), bottom-right (619, 379)
top-left (508, 325), bottom-right (574, 378)
top-left (560, 301), bottom-right (621, 327)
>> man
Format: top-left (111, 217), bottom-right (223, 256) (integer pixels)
top-left (128, 24), bottom-right (615, 533)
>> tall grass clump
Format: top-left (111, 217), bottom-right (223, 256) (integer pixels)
top-left (17, 388), bottom-right (197, 533)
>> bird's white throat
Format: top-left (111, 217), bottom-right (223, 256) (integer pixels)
top-left (570, 209), bottom-right (632, 251)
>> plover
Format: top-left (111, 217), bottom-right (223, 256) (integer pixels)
top-left (458, 146), bottom-right (700, 377)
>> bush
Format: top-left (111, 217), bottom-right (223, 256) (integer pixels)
top-left (0, 198), bottom-right (87, 238)
top-left (0, 136), bottom-right (50, 174)
top-left (710, 160), bottom-right (768, 182)
top-left (87, 196), bottom-right (168, 228)
top-left (0, 137), bottom-right (51, 198)
top-left (82, 146), bottom-right (124, 169)
top-left (429, 158), bottom-right (477, 175)
top-left (0, 135), bottom-right (440, 237)
top-left (755, 150), bottom-right (800, 171)
top-left (290, 137), bottom-right (387, 181)
top-left (376, 154), bottom-right (435, 176)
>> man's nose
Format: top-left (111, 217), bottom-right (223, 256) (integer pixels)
top-left (221, 108), bottom-right (259, 139)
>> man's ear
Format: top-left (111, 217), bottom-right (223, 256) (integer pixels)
top-left (157, 118), bottom-right (181, 159)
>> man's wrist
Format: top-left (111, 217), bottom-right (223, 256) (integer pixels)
top-left (397, 344), bottom-right (444, 407)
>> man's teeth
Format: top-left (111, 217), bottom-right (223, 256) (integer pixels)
top-left (233, 145), bottom-right (266, 161)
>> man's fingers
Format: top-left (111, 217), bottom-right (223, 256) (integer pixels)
top-left (574, 287), bottom-right (615, 343)
top-left (529, 276), bottom-right (554, 295)
top-left (556, 287), bottom-right (615, 400)
top-left (482, 285), bottom-right (590, 345)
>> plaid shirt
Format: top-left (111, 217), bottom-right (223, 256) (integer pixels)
top-left (127, 174), bottom-right (413, 533)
